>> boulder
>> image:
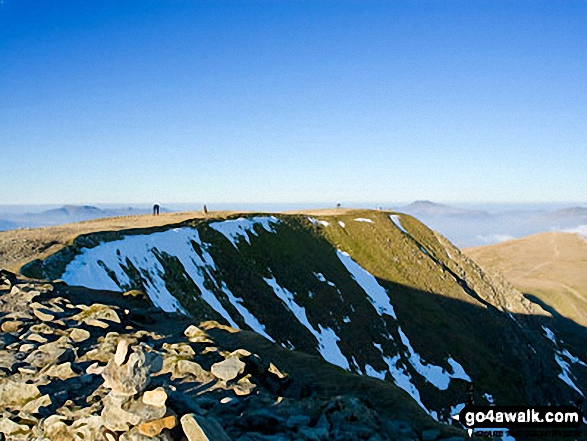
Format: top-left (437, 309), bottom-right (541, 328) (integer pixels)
top-left (0, 379), bottom-right (41, 408)
top-left (180, 413), bottom-right (231, 441)
top-left (143, 387), bottom-right (168, 407)
top-left (137, 414), bottom-right (177, 437)
top-left (211, 357), bottom-right (246, 382)
top-left (69, 328), bottom-right (91, 343)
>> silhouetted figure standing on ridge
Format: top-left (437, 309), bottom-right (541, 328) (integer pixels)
top-left (153, 204), bottom-right (160, 216)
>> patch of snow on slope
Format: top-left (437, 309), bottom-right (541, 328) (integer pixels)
top-left (561, 349), bottom-right (587, 366)
top-left (62, 228), bottom-right (274, 341)
top-left (382, 354), bottom-right (429, 413)
top-left (389, 215), bottom-right (408, 234)
top-left (338, 221), bottom-right (346, 228)
top-left (397, 327), bottom-right (470, 390)
top-left (318, 220), bottom-right (329, 227)
top-left (542, 325), bottom-right (556, 343)
top-left (336, 251), bottom-right (396, 318)
top-left (450, 402), bottom-right (466, 416)
top-left (209, 216), bottom-right (278, 247)
top-left (555, 354), bottom-right (584, 396)
top-left (354, 218), bottom-right (374, 223)
top-left (314, 272), bottom-right (336, 287)
top-left (542, 326), bottom-right (585, 396)
top-left (263, 276), bottom-right (349, 370)
top-left (337, 250), bottom-right (471, 399)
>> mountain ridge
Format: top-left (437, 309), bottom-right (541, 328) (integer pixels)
top-left (17, 210), bottom-right (587, 430)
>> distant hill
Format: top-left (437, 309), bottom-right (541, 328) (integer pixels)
top-left (466, 231), bottom-right (587, 349)
top-left (394, 201), bottom-right (587, 248)
top-left (400, 201), bottom-right (490, 218)
top-left (541, 206), bottom-right (587, 222)
top-left (0, 205), bottom-right (168, 230)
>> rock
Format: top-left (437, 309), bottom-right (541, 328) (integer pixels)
top-left (230, 348), bottom-right (252, 359)
top-left (85, 318), bottom-right (110, 328)
top-left (68, 415), bottom-right (104, 440)
top-left (120, 426), bottom-right (174, 440)
top-left (29, 323), bottom-right (56, 335)
top-left (137, 414), bottom-right (177, 437)
top-left (102, 348), bottom-right (151, 396)
top-left (101, 394), bottom-right (140, 431)
top-left (42, 362), bottom-right (77, 380)
top-left (142, 387), bottom-right (168, 407)
top-left (0, 380), bottom-right (41, 407)
top-left (115, 339), bottom-right (131, 366)
top-left (73, 304), bottom-right (121, 324)
top-left (25, 340), bottom-right (74, 368)
top-left (26, 333), bottom-right (48, 344)
top-left (1, 320), bottom-right (23, 333)
top-left (211, 357), bottom-right (246, 382)
top-left (163, 342), bottom-right (195, 357)
top-left (181, 413), bottom-right (231, 441)
top-left (0, 417), bottom-right (30, 436)
top-left (268, 363), bottom-right (287, 379)
top-left (175, 359), bottom-right (212, 381)
top-left (184, 325), bottom-right (205, 339)
top-left (20, 394), bottom-right (52, 414)
top-left (33, 309), bottom-right (55, 322)
top-left (234, 375), bottom-right (256, 396)
top-left (69, 328), bottom-right (91, 343)
top-left (43, 415), bottom-right (69, 439)
top-left (18, 366), bottom-right (38, 375)
top-left (86, 362), bottom-right (105, 375)
top-left (19, 343), bottom-right (37, 353)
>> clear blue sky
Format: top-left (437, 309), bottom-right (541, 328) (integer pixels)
top-left (1, 1), bottom-right (585, 205)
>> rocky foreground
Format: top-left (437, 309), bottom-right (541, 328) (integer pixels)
top-left (0, 270), bottom-right (466, 441)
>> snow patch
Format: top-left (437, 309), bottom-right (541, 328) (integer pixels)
top-left (354, 218), bottom-right (374, 223)
top-left (263, 276), bottom-right (349, 370)
top-left (389, 215), bottom-right (408, 234)
top-left (397, 327), bottom-right (471, 390)
top-left (543, 326), bottom-right (585, 396)
top-left (314, 272), bottom-right (336, 287)
top-left (338, 221), bottom-right (346, 228)
top-left (555, 355), bottom-right (584, 396)
top-left (62, 227), bottom-right (274, 341)
top-left (209, 216), bottom-right (278, 247)
top-left (337, 250), bottom-right (396, 318)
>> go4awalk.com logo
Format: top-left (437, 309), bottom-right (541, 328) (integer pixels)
top-left (452, 405), bottom-right (583, 438)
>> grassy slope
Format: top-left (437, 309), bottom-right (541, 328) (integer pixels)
top-left (466, 232), bottom-right (587, 326)
top-left (466, 232), bottom-right (587, 353)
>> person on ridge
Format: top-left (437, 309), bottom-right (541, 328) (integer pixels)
top-left (153, 204), bottom-right (160, 216)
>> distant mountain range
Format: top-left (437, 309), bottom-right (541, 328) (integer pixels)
top-left (400, 200), bottom-right (490, 218)
top-left (2, 201), bottom-right (587, 247)
top-left (0, 205), bottom-right (168, 231)
top-left (395, 201), bottom-right (587, 247)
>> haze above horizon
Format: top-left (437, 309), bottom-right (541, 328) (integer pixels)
top-left (1, 1), bottom-right (585, 205)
